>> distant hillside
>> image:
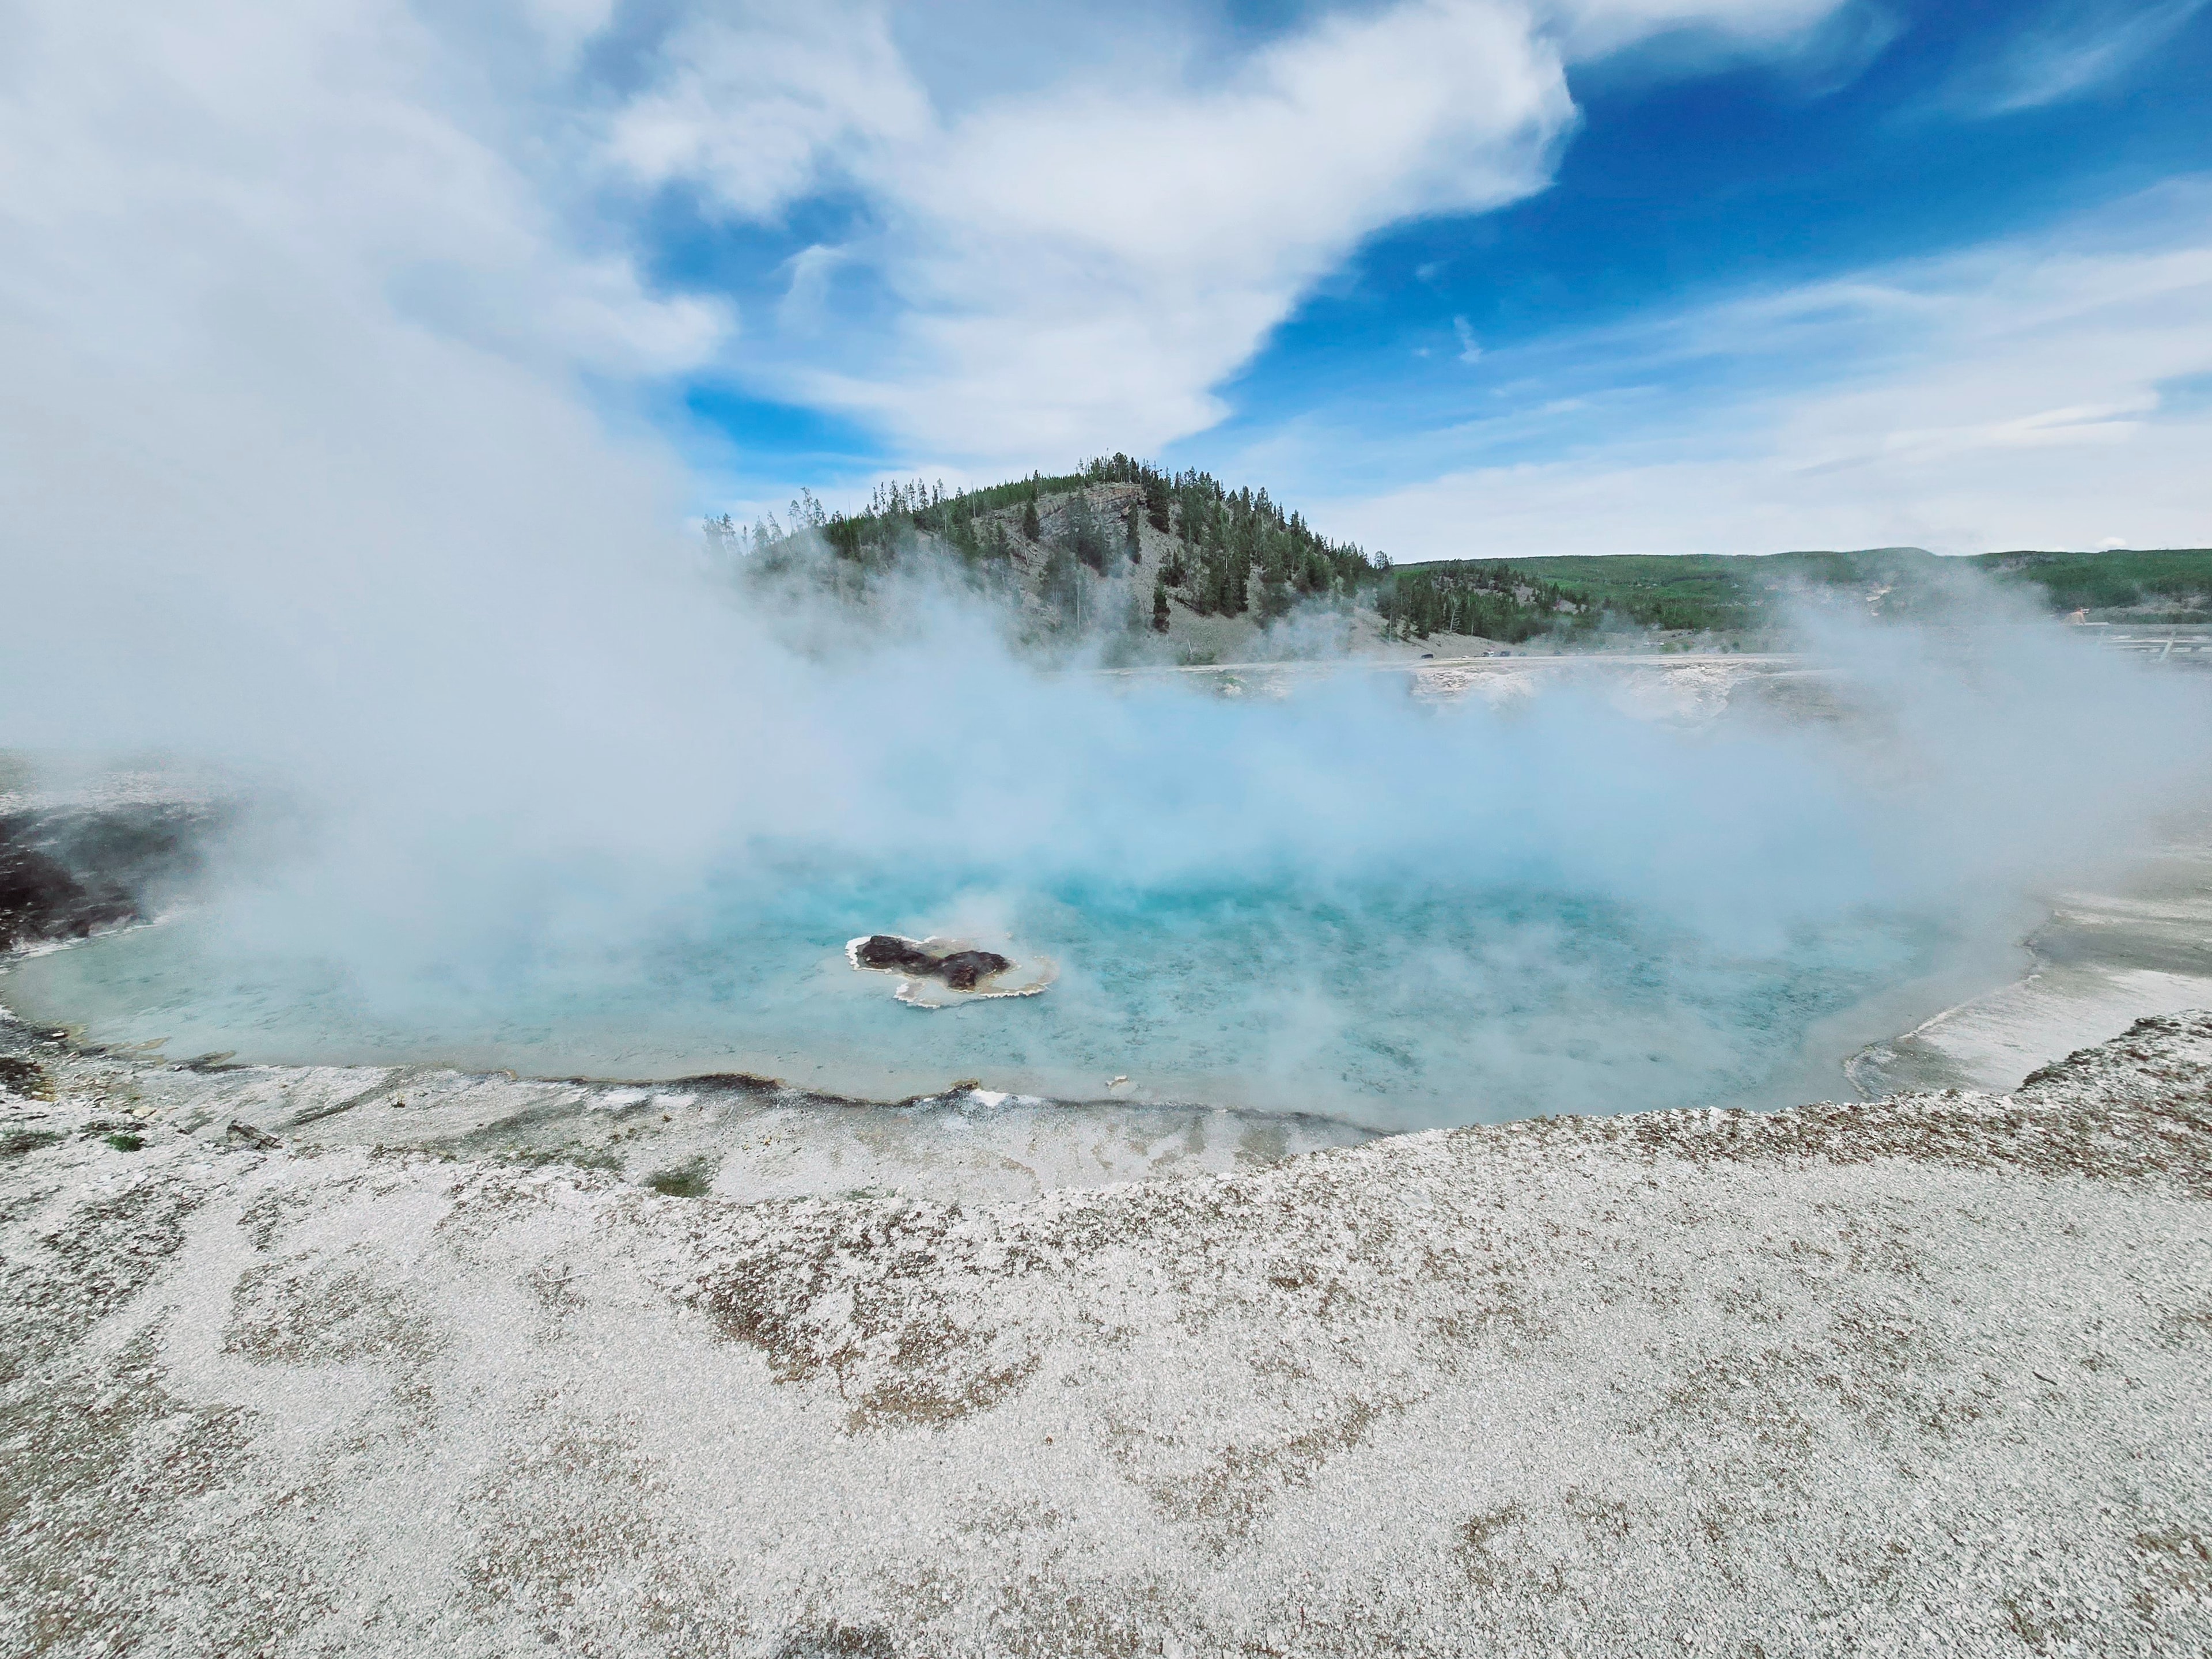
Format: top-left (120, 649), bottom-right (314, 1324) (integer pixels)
top-left (1969, 549), bottom-right (2212, 618)
top-left (1384, 548), bottom-right (2212, 642)
top-left (713, 463), bottom-right (2212, 655)
top-left (715, 454), bottom-right (1390, 663)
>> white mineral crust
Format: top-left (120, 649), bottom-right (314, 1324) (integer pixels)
top-left (3, 1013), bottom-right (2209, 1656)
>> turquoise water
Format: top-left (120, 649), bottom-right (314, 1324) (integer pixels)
top-left (2, 854), bottom-right (1952, 1130)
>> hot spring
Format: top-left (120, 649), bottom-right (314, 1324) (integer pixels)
top-left (2, 846), bottom-right (1990, 1128)
top-left (13, 646), bottom-right (2157, 1133)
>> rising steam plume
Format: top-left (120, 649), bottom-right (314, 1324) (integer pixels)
top-left (4, 3), bottom-right (2210, 1125)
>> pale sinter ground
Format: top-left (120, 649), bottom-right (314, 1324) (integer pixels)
top-left (3, 1009), bottom-right (2209, 1658)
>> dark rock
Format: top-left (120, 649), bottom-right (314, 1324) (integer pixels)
top-left (0, 804), bottom-right (213, 952)
top-left (0, 1055), bottom-right (50, 1097)
top-left (854, 934), bottom-right (1012, 992)
top-left (666, 1071), bottom-right (785, 1094)
top-left (935, 949), bottom-right (1013, 991)
top-left (854, 934), bottom-right (938, 974)
top-left (0, 841), bottom-right (134, 951)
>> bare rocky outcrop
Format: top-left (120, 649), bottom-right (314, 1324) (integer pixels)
top-left (0, 801), bottom-right (213, 952)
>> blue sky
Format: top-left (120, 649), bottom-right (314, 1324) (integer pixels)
top-left (1237, 1), bottom-right (2212, 412)
top-left (6, 1), bottom-right (2207, 559)
top-left (1213, 1), bottom-right (2212, 488)
top-left (598, 0), bottom-right (2212, 555)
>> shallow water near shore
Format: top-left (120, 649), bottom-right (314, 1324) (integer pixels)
top-left (12, 650), bottom-right (2203, 1133)
top-left (5, 859), bottom-right (1995, 1130)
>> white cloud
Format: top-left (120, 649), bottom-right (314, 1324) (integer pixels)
top-left (1948, 0), bottom-right (2210, 115)
top-left (0, 0), bottom-right (1855, 494)
top-left (1550, 0), bottom-right (1847, 58)
top-left (1319, 188), bottom-right (2212, 555)
top-left (1455, 317), bottom-right (1485, 362)
top-left (608, 3), bottom-right (932, 221)
top-left (0, 1), bottom-right (730, 392)
top-left (618, 0), bottom-right (1575, 462)
top-left (601, 0), bottom-right (1850, 467)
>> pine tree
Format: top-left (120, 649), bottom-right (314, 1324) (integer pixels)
top-left (1152, 579), bottom-right (1171, 632)
top-left (1021, 497), bottom-right (1040, 541)
top-left (1125, 505), bottom-right (1142, 563)
top-left (1043, 541), bottom-right (1080, 628)
top-left (1064, 492), bottom-right (1109, 571)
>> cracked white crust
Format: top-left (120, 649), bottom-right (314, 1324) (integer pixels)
top-left (3, 1013), bottom-right (2209, 1656)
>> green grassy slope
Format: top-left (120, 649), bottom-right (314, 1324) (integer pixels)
top-left (1382, 548), bottom-right (2212, 639)
top-left (1968, 550), bottom-right (2212, 616)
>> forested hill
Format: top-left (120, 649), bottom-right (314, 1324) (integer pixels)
top-left (1969, 548), bottom-right (2212, 616)
top-left (710, 459), bottom-right (2212, 654)
top-left (711, 454), bottom-right (1388, 658)
top-left (1380, 547), bottom-right (2212, 642)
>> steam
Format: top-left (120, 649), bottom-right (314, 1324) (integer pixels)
top-left (5, 226), bottom-right (2209, 1117)
top-left (4, 6), bottom-right (2210, 1124)
top-left (8, 457), bottom-right (2209, 1123)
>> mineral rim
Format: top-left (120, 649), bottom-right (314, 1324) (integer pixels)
top-left (3, 1007), bottom-right (2209, 1657)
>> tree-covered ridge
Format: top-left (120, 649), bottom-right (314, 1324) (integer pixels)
top-left (1373, 563), bottom-right (1592, 643)
top-left (1147, 458), bottom-right (1384, 619)
top-left (1461, 550), bottom-right (1943, 635)
top-left (710, 471), bottom-right (1093, 568)
top-left (715, 453), bottom-right (1388, 636)
top-left (1971, 549), bottom-right (2212, 618)
top-left (1383, 548), bottom-right (2212, 640)
top-left (713, 464), bottom-right (2212, 650)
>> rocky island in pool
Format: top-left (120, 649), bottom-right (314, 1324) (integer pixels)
top-left (851, 933), bottom-right (1014, 991)
top-left (847, 932), bottom-right (1058, 1009)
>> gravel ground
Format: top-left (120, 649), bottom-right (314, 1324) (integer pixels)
top-left (3, 1013), bottom-right (2209, 1657)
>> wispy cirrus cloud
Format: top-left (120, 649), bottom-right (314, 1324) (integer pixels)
top-left (1550, 0), bottom-right (1853, 58)
top-left (1941, 0), bottom-right (2210, 115)
top-left (1312, 182), bottom-right (2212, 556)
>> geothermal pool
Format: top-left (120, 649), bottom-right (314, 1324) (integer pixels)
top-left (18, 641), bottom-right (2179, 1133)
top-left (3, 857), bottom-right (1980, 1131)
